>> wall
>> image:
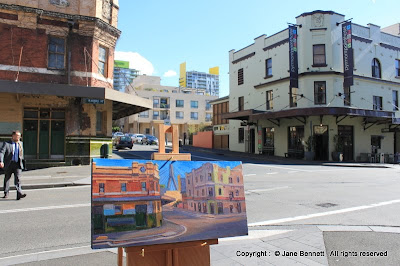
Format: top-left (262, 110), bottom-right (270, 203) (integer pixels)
top-left (193, 131), bottom-right (213, 149)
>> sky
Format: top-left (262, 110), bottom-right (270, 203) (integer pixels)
top-left (115, 0), bottom-right (400, 97)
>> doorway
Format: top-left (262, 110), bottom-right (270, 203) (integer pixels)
top-left (338, 125), bottom-right (354, 161)
top-left (314, 125), bottom-right (329, 160)
top-left (249, 128), bottom-right (255, 154)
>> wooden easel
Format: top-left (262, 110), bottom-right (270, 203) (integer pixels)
top-left (118, 124), bottom-right (217, 266)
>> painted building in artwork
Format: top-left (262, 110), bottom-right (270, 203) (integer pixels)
top-left (92, 161), bottom-right (162, 234)
top-left (181, 163), bottom-right (245, 215)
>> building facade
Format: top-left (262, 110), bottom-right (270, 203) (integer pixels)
top-left (226, 10), bottom-right (400, 162)
top-left (113, 60), bottom-right (140, 91)
top-left (124, 75), bottom-right (217, 140)
top-left (181, 163), bottom-right (246, 215)
top-left (0, 1), bottom-right (151, 166)
top-left (92, 161), bottom-right (162, 234)
top-left (179, 62), bottom-right (220, 96)
top-left (210, 96), bottom-right (230, 150)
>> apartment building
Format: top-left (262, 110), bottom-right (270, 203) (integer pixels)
top-left (124, 75), bottom-right (217, 139)
top-left (113, 60), bottom-right (140, 91)
top-left (0, 1), bottom-right (151, 166)
top-left (225, 10), bottom-right (400, 162)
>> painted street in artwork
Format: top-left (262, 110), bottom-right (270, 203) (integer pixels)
top-left (91, 158), bottom-right (248, 249)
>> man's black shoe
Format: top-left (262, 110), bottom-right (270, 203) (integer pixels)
top-left (2, 194), bottom-right (8, 199)
top-left (17, 193), bottom-right (26, 200)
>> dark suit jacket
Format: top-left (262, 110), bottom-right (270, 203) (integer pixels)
top-left (0, 140), bottom-right (24, 170)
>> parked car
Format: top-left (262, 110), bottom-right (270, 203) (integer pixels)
top-left (132, 134), bottom-right (146, 144)
top-left (113, 132), bottom-right (124, 138)
top-left (114, 136), bottom-right (133, 150)
top-left (142, 135), bottom-right (159, 145)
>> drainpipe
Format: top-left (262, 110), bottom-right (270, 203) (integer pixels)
top-left (67, 20), bottom-right (74, 84)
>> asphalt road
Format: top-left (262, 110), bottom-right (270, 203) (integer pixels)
top-left (1, 145), bottom-right (400, 265)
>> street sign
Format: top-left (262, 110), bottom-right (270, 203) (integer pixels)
top-left (83, 98), bottom-right (104, 104)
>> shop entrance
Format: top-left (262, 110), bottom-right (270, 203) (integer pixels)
top-left (23, 109), bottom-right (65, 160)
top-left (314, 125), bottom-right (329, 160)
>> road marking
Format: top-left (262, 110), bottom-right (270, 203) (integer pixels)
top-left (246, 186), bottom-right (289, 194)
top-left (23, 185), bottom-right (90, 192)
top-left (248, 198), bottom-right (400, 227)
top-left (246, 164), bottom-right (311, 172)
top-left (191, 155), bottom-right (218, 161)
top-left (266, 172), bottom-right (278, 175)
top-left (244, 174), bottom-right (256, 176)
top-left (0, 203), bottom-right (90, 214)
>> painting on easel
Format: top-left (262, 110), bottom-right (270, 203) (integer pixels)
top-left (91, 158), bottom-right (248, 249)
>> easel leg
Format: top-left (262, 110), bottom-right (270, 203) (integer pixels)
top-left (118, 247), bottom-right (123, 266)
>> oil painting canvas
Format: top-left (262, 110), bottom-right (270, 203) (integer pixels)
top-left (91, 158), bottom-right (248, 249)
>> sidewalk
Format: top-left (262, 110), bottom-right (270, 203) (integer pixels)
top-left (182, 145), bottom-right (399, 169)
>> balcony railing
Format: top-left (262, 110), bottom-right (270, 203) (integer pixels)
top-left (153, 103), bottom-right (159, 108)
top-left (160, 103), bottom-right (170, 109)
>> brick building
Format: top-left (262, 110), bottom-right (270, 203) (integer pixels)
top-left (92, 161), bottom-right (162, 234)
top-left (181, 162), bottom-right (246, 215)
top-left (210, 96), bottom-right (229, 150)
top-left (0, 1), bottom-right (151, 166)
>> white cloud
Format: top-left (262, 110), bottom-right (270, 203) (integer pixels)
top-left (114, 51), bottom-right (154, 75)
top-left (163, 70), bottom-right (177, 77)
top-left (371, 0), bottom-right (376, 3)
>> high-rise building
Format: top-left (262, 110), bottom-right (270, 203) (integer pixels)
top-left (179, 62), bottom-right (220, 96)
top-left (113, 60), bottom-right (140, 91)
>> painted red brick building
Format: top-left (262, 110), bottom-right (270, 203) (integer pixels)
top-left (0, 1), bottom-right (151, 166)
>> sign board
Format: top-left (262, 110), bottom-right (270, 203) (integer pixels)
top-left (164, 119), bottom-right (171, 126)
top-left (83, 98), bottom-right (105, 105)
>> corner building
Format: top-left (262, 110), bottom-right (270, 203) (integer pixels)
top-left (226, 10), bottom-right (400, 162)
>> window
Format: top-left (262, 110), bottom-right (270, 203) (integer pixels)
top-left (189, 190), bottom-right (191, 196)
top-left (139, 111), bottom-right (149, 118)
top-left (176, 100), bottom-right (184, 108)
top-left (121, 183), bottom-right (127, 192)
top-left (197, 190), bottom-right (199, 196)
top-left (237, 176), bottom-right (240, 183)
top-left (313, 44), bottom-right (326, 66)
top-left (344, 87), bottom-right (351, 106)
top-left (218, 188), bottom-right (222, 195)
top-left (208, 173), bottom-right (212, 181)
top-left (48, 36), bottom-right (65, 69)
top-left (176, 111), bottom-right (184, 119)
top-left (236, 190), bottom-right (239, 196)
top-left (206, 101), bottom-right (211, 110)
top-left (208, 187), bottom-right (213, 196)
top-left (238, 96), bottom-right (244, 111)
top-left (393, 91), bottom-right (399, 111)
top-left (372, 58), bottom-right (381, 78)
top-left (98, 46), bottom-right (107, 76)
top-left (200, 175), bottom-right (203, 181)
top-left (141, 182), bottom-right (146, 191)
top-left (190, 101), bottom-right (198, 108)
top-left (373, 96), bottom-right (383, 110)
top-left (202, 189), bottom-right (204, 196)
top-left (99, 183), bottom-right (104, 193)
top-left (238, 128), bottom-right (244, 143)
top-left (266, 90), bottom-right (273, 110)
top-left (229, 177), bottom-right (233, 183)
top-left (314, 81), bottom-right (326, 104)
top-left (153, 99), bottom-right (159, 108)
top-left (96, 111), bottom-right (103, 132)
top-left (396, 59), bottom-right (400, 77)
top-left (238, 68), bottom-right (244, 85)
top-left (145, 128), bottom-right (150, 134)
top-left (191, 112), bottom-right (198, 120)
top-left (205, 113), bottom-right (212, 122)
top-left (153, 111), bottom-right (159, 119)
top-left (188, 179), bottom-right (190, 185)
top-left (195, 176), bottom-right (198, 183)
top-left (265, 58), bottom-right (272, 77)
top-left (229, 191), bottom-right (234, 198)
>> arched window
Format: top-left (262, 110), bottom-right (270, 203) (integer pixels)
top-left (372, 58), bottom-right (381, 78)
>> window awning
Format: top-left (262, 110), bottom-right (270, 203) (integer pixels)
top-left (0, 80), bottom-right (151, 120)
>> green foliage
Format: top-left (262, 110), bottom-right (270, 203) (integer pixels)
top-left (304, 135), bottom-right (316, 152)
top-left (112, 126), bottom-right (120, 132)
top-left (333, 134), bottom-right (344, 152)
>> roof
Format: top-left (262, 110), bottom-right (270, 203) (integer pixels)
top-left (0, 80), bottom-right (151, 120)
top-left (209, 96), bottom-right (229, 104)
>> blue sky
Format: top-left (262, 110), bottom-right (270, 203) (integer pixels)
top-left (115, 0), bottom-right (399, 97)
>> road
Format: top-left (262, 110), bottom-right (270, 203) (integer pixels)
top-left (1, 144), bottom-right (400, 265)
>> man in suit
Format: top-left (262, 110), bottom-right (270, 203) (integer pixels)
top-left (0, 130), bottom-right (27, 200)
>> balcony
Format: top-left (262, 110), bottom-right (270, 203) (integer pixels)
top-left (160, 103), bottom-right (170, 109)
top-left (153, 103), bottom-right (160, 108)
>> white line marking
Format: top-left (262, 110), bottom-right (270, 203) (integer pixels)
top-left (266, 172), bottom-right (278, 175)
top-left (246, 186), bottom-right (289, 194)
top-left (248, 199), bottom-right (400, 227)
top-left (0, 203), bottom-right (90, 214)
top-left (0, 245), bottom-right (91, 261)
top-left (191, 155), bottom-right (218, 161)
top-left (246, 163), bottom-right (311, 172)
top-left (23, 185), bottom-right (90, 192)
top-left (244, 174), bottom-right (256, 176)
